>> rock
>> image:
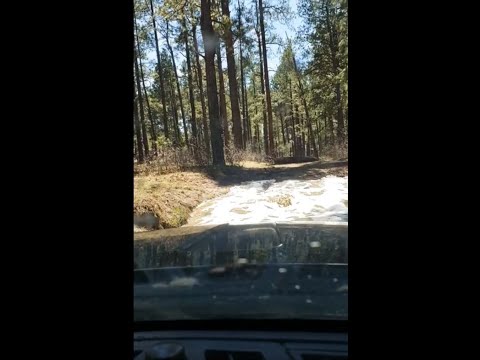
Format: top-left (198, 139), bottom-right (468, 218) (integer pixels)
top-left (134, 212), bottom-right (163, 231)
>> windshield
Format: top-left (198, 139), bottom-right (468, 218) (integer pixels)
top-left (135, 223), bottom-right (347, 321)
top-left (133, 0), bottom-right (348, 322)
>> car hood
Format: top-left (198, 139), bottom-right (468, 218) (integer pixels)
top-left (134, 222), bottom-right (347, 269)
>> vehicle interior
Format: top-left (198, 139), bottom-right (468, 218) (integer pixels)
top-left (134, 223), bottom-right (348, 360)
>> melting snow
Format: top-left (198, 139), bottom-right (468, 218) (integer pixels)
top-left (185, 176), bottom-right (348, 225)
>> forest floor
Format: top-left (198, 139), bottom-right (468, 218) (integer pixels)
top-left (134, 158), bottom-right (348, 231)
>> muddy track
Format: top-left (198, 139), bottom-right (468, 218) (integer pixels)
top-left (210, 160), bottom-right (348, 186)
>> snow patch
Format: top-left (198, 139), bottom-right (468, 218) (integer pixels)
top-left (186, 176), bottom-right (348, 225)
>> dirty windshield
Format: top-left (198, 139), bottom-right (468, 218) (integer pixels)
top-left (133, 0), bottom-right (348, 322)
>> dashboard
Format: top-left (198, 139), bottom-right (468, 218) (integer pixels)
top-left (134, 330), bottom-right (348, 360)
top-left (134, 223), bottom-right (348, 359)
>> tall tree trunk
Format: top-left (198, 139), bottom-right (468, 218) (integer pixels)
top-left (291, 52), bottom-right (318, 158)
top-left (244, 72), bottom-right (251, 146)
top-left (334, 82), bottom-right (344, 142)
top-left (216, 45), bottom-right (229, 146)
top-left (139, 60), bottom-right (157, 155)
top-left (238, 0), bottom-right (248, 148)
top-left (134, 48), bottom-right (150, 157)
top-left (192, 37), bottom-right (203, 141)
top-left (325, 0), bottom-right (345, 144)
top-left (324, 113), bottom-right (328, 146)
top-left (258, 0), bottom-right (274, 155)
top-left (255, 15), bottom-right (268, 155)
top-left (289, 79), bottom-right (295, 156)
top-left (148, 0), bottom-right (169, 139)
top-left (328, 112), bottom-right (335, 145)
top-left (240, 60), bottom-right (247, 149)
top-left (133, 130), bottom-right (137, 158)
top-left (183, 19), bottom-right (198, 150)
top-left (279, 111), bottom-right (286, 146)
top-left (252, 71), bottom-right (259, 151)
top-left (169, 81), bottom-right (181, 144)
top-left (201, 0), bottom-right (225, 166)
top-left (277, 123), bottom-right (282, 151)
top-left (299, 110), bottom-right (304, 148)
top-left (290, 79), bottom-right (301, 157)
top-left (135, 10), bottom-right (157, 155)
top-left (165, 21), bottom-right (189, 149)
top-left (315, 113), bottom-right (322, 155)
top-left (306, 120), bottom-right (311, 157)
top-left (314, 114), bottom-right (320, 152)
top-left (192, 23), bottom-right (211, 159)
top-left (220, 0), bottom-right (243, 149)
top-left (345, 108), bottom-right (348, 137)
top-left (296, 104), bottom-right (305, 157)
top-left (307, 124), bottom-right (316, 157)
top-left (134, 94), bottom-right (144, 163)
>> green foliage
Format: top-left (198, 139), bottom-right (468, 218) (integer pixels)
top-left (297, 0), bottom-right (348, 143)
top-left (156, 134), bottom-right (173, 148)
top-left (262, 0), bottom-right (291, 23)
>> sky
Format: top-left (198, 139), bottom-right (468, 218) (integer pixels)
top-left (143, 0), bottom-right (304, 84)
top-left (264, 0), bottom-right (302, 71)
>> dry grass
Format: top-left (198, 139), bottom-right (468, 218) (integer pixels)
top-left (267, 194), bottom-right (293, 207)
top-left (134, 172), bottom-right (228, 229)
top-left (239, 160), bottom-right (272, 169)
